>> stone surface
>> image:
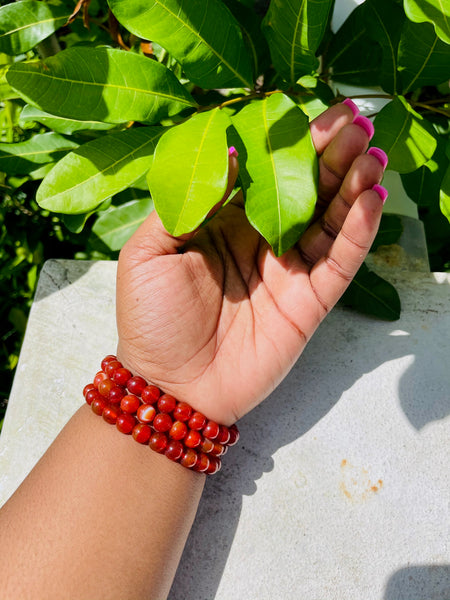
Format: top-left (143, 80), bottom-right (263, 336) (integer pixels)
top-left (1, 259), bottom-right (449, 600)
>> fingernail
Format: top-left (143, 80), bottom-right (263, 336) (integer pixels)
top-left (354, 115), bottom-right (375, 140)
top-left (372, 184), bottom-right (388, 204)
top-left (367, 147), bottom-right (388, 170)
top-left (342, 98), bottom-right (359, 118)
top-left (228, 146), bottom-right (239, 158)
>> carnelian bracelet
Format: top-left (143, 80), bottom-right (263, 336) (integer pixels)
top-left (83, 355), bottom-right (239, 475)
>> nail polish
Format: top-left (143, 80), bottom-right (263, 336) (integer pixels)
top-left (372, 184), bottom-right (388, 204)
top-left (367, 147), bottom-right (389, 170)
top-left (354, 115), bottom-right (375, 140)
top-left (342, 98), bottom-right (359, 118)
top-left (228, 146), bottom-right (239, 158)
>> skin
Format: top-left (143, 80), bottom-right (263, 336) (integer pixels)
top-left (0, 103), bottom-right (386, 600)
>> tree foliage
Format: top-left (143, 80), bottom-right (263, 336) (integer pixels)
top-left (1, 0), bottom-right (450, 421)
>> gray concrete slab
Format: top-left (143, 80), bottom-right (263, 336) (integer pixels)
top-left (1, 259), bottom-right (449, 600)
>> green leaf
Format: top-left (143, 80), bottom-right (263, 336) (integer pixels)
top-left (37, 127), bottom-right (164, 214)
top-left (107, 0), bottom-right (254, 89)
top-left (404, 0), bottom-right (450, 44)
top-left (398, 20), bottom-right (450, 93)
top-left (370, 214), bottom-right (403, 251)
top-left (371, 96), bottom-right (437, 173)
top-left (364, 0), bottom-right (405, 93)
top-left (92, 197), bottom-right (154, 251)
top-left (148, 108), bottom-right (231, 236)
top-left (324, 3), bottom-right (382, 87)
top-left (401, 138), bottom-right (449, 206)
top-left (0, 0), bottom-right (72, 56)
top-left (0, 132), bottom-right (78, 174)
top-left (262, 0), bottom-right (334, 86)
top-left (19, 105), bottom-right (118, 135)
top-left (6, 46), bottom-right (196, 125)
top-left (232, 93), bottom-right (318, 256)
top-left (439, 163), bottom-right (450, 223)
top-left (341, 263), bottom-right (401, 321)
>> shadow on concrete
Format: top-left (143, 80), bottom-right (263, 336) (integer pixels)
top-left (384, 564), bottom-right (450, 600)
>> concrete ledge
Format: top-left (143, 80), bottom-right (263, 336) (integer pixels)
top-left (1, 260), bottom-right (449, 599)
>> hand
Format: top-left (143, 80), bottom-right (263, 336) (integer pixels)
top-left (116, 102), bottom-right (387, 425)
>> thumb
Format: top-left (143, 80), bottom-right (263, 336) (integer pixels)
top-left (123, 147), bottom-right (240, 258)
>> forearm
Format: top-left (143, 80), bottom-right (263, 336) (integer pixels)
top-left (0, 404), bottom-right (205, 600)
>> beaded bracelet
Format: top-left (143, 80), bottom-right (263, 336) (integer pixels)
top-left (83, 355), bottom-right (239, 475)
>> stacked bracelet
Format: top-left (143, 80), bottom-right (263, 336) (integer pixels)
top-left (83, 355), bottom-right (239, 475)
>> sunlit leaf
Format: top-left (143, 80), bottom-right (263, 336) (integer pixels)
top-left (37, 127), bottom-right (164, 214)
top-left (232, 93), bottom-right (318, 256)
top-left (108, 0), bottom-right (254, 89)
top-left (148, 108), bottom-right (231, 236)
top-left (6, 46), bottom-right (196, 125)
top-left (401, 139), bottom-right (449, 206)
top-left (0, 132), bottom-right (78, 174)
top-left (371, 96), bottom-right (437, 173)
top-left (19, 105), bottom-right (118, 135)
top-left (404, 0), bottom-right (450, 44)
top-left (0, 0), bottom-right (71, 56)
top-left (262, 0), bottom-right (334, 86)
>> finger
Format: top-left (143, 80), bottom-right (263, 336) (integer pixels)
top-left (121, 150), bottom-right (240, 259)
top-left (308, 185), bottom-right (386, 316)
top-left (315, 116), bottom-right (375, 217)
top-left (298, 149), bottom-right (387, 266)
top-left (310, 99), bottom-right (358, 154)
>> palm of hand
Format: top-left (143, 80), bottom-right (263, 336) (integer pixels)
top-left (117, 197), bottom-right (320, 424)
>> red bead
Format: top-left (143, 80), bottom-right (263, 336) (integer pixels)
top-left (101, 355), bottom-right (118, 371)
top-left (120, 394), bottom-right (141, 414)
top-left (105, 360), bottom-right (122, 378)
top-left (194, 452), bottom-right (210, 473)
top-left (180, 449), bottom-right (198, 469)
top-left (112, 367), bottom-right (132, 386)
top-left (200, 437), bottom-right (214, 454)
top-left (149, 432), bottom-right (168, 453)
top-left (132, 423), bottom-right (151, 444)
top-left (93, 371), bottom-right (108, 388)
top-left (169, 420), bottom-right (188, 441)
top-left (184, 430), bottom-right (202, 448)
top-left (127, 376), bottom-right (147, 396)
top-left (203, 420), bottom-right (219, 440)
top-left (153, 413), bottom-right (173, 432)
top-left (216, 425), bottom-right (230, 445)
top-left (209, 441), bottom-right (225, 457)
top-left (137, 403), bottom-right (156, 423)
top-left (173, 402), bottom-right (192, 422)
top-left (91, 396), bottom-right (107, 415)
top-left (98, 378), bottom-right (114, 398)
top-left (141, 385), bottom-right (160, 404)
top-left (85, 388), bottom-right (101, 406)
top-left (227, 424), bottom-right (240, 446)
top-left (165, 440), bottom-right (184, 461)
top-left (157, 394), bottom-right (177, 414)
top-left (108, 384), bottom-right (126, 404)
top-left (188, 411), bottom-right (207, 431)
top-left (102, 404), bottom-right (121, 424)
top-left (205, 456), bottom-right (221, 475)
top-left (116, 413), bottom-right (135, 434)
top-left (83, 383), bottom-right (96, 397)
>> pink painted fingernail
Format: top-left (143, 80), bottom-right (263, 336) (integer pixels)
top-left (342, 98), bottom-right (359, 118)
top-left (367, 147), bottom-right (389, 170)
top-left (372, 184), bottom-right (388, 204)
top-left (354, 115), bottom-right (375, 140)
top-left (228, 146), bottom-right (238, 158)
